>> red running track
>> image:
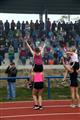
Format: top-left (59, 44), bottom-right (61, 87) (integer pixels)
top-left (0, 100), bottom-right (80, 120)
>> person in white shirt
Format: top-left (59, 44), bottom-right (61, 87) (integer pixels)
top-left (62, 47), bottom-right (79, 81)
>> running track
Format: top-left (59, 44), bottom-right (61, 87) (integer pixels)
top-left (0, 100), bottom-right (80, 120)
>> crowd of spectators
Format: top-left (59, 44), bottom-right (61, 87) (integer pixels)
top-left (0, 18), bottom-right (80, 65)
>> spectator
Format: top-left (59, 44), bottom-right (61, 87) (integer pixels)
top-left (19, 47), bottom-right (27, 65)
top-left (5, 62), bottom-right (17, 100)
top-left (11, 20), bottom-right (15, 31)
top-left (46, 18), bottom-right (51, 37)
top-left (8, 29), bottom-right (14, 41)
top-left (0, 20), bottom-right (3, 37)
top-left (52, 21), bottom-right (56, 32)
top-left (21, 21), bottom-right (25, 38)
top-left (16, 21), bottom-right (21, 30)
top-left (8, 45), bottom-right (15, 62)
top-left (4, 20), bottom-right (10, 35)
top-left (0, 45), bottom-right (5, 65)
top-left (30, 20), bottom-right (35, 38)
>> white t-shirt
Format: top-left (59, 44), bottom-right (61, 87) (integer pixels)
top-left (70, 53), bottom-right (79, 62)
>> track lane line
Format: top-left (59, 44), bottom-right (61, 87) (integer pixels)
top-left (0, 112), bottom-right (80, 119)
top-left (0, 99), bottom-right (71, 104)
top-left (0, 105), bottom-right (71, 110)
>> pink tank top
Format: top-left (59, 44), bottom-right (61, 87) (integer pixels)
top-left (33, 73), bottom-right (43, 82)
top-left (34, 53), bottom-right (43, 65)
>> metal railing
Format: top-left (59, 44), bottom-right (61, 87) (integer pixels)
top-left (0, 76), bottom-right (80, 99)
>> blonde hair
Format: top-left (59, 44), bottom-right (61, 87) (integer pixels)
top-left (69, 47), bottom-right (77, 52)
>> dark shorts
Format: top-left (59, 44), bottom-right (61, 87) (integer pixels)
top-left (70, 62), bottom-right (79, 70)
top-left (33, 82), bottom-right (44, 89)
top-left (70, 81), bottom-right (78, 87)
top-left (33, 64), bottom-right (43, 72)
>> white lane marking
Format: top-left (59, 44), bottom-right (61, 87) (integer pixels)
top-left (0, 112), bottom-right (80, 119)
top-left (0, 104), bottom-right (70, 110)
top-left (0, 99), bottom-right (71, 104)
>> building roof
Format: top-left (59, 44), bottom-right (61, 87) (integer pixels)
top-left (0, 0), bottom-right (80, 14)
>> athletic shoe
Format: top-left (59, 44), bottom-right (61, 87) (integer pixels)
top-left (39, 106), bottom-right (43, 110)
top-left (33, 105), bottom-right (39, 110)
top-left (76, 104), bottom-right (80, 107)
top-left (70, 104), bottom-right (76, 108)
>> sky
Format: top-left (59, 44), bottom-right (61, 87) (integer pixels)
top-left (0, 13), bottom-right (80, 23)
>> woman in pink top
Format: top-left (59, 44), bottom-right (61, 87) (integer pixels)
top-left (25, 40), bottom-right (45, 72)
top-left (31, 72), bottom-right (44, 110)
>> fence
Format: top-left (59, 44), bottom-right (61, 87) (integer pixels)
top-left (0, 76), bottom-right (80, 99)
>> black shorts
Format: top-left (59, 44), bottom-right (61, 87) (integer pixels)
top-left (33, 82), bottom-right (44, 89)
top-left (70, 80), bottom-right (78, 87)
top-left (70, 62), bottom-right (79, 70)
top-left (33, 64), bottom-right (43, 72)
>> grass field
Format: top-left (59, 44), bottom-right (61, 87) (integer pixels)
top-left (1, 86), bottom-right (80, 102)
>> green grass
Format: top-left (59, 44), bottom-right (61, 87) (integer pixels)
top-left (1, 86), bottom-right (79, 102)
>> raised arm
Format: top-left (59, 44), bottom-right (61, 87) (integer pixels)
top-left (66, 51), bottom-right (73, 55)
top-left (40, 43), bottom-right (45, 55)
top-left (25, 40), bottom-right (34, 55)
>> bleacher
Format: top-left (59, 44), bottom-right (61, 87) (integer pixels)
top-left (0, 19), bottom-right (80, 66)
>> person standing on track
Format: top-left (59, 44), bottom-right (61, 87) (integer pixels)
top-left (62, 58), bottom-right (80, 108)
top-left (30, 70), bottom-right (44, 110)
